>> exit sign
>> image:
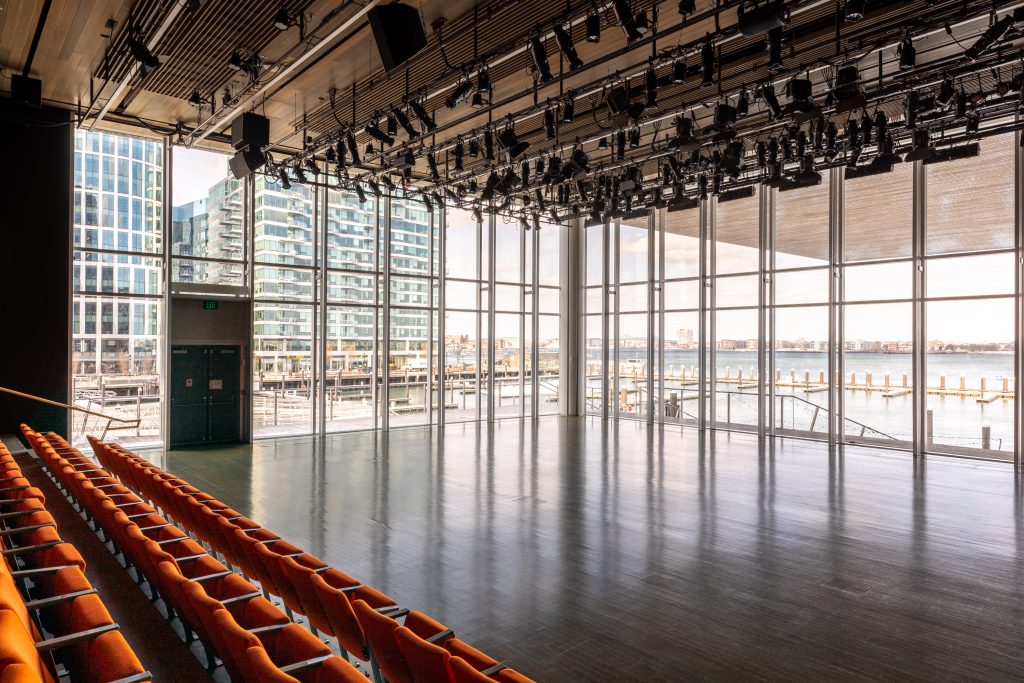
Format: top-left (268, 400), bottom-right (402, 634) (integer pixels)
top-left (203, 300), bottom-right (218, 310)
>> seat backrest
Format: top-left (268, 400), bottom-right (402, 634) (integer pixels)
top-left (279, 554), bottom-right (327, 630)
top-left (0, 609), bottom-right (52, 683)
top-left (309, 572), bottom-right (368, 660)
top-left (210, 607), bottom-right (261, 682)
top-left (395, 625), bottom-right (454, 683)
top-left (243, 645), bottom-right (299, 683)
top-left (352, 599), bottom-right (413, 683)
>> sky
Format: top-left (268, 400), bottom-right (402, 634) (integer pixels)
top-left (172, 147), bottom-right (231, 206)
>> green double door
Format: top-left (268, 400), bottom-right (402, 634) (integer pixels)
top-left (170, 345), bottom-right (242, 448)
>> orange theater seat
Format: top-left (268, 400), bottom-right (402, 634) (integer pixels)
top-left (450, 657), bottom-right (535, 683)
top-left (243, 646), bottom-right (368, 683)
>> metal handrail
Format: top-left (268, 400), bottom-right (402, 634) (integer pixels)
top-left (0, 386), bottom-right (141, 440)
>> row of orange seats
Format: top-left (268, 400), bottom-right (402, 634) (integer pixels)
top-left (85, 434), bottom-right (534, 683)
top-left (0, 440), bottom-right (150, 683)
top-left (20, 425), bottom-right (365, 683)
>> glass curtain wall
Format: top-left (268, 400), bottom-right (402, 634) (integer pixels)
top-left (71, 131), bottom-right (164, 446)
top-left (587, 128), bottom-right (1020, 464)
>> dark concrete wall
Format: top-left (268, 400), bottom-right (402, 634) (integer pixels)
top-left (0, 99), bottom-right (72, 437)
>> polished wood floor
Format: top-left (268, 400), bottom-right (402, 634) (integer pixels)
top-left (152, 418), bottom-right (1024, 681)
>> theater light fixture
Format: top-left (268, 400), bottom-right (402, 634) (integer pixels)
top-left (903, 127), bottom-right (934, 161)
top-left (586, 10), bottom-right (601, 42)
top-left (678, 0), bottom-right (696, 15)
top-left (409, 99), bottom-right (436, 131)
top-left (392, 107), bottom-right (417, 139)
top-left (347, 130), bottom-right (361, 166)
top-left (671, 55), bottom-right (687, 83)
top-left (767, 27), bottom-right (783, 71)
top-left (530, 32), bottom-right (553, 82)
top-left (544, 106), bottom-right (557, 139)
top-left (554, 23), bottom-right (584, 70)
top-left (645, 66), bottom-right (658, 107)
top-left (898, 32), bottom-right (915, 70)
top-left (614, 0), bottom-right (643, 42)
top-left (446, 79), bottom-right (474, 109)
top-left (965, 14), bottom-right (1015, 61)
top-left (365, 121), bottom-right (394, 146)
top-left (701, 37), bottom-right (716, 87)
top-left (276, 166), bottom-right (292, 190)
top-left (293, 164), bottom-right (308, 184)
top-left (843, 0), bottom-right (864, 21)
top-left (355, 183), bottom-right (368, 203)
top-left (454, 139), bottom-right (465, 172)
top-left (737, 0), bottom-right (785, 37)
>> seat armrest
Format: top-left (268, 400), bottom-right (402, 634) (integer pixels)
top-left (279, 655), bottom-right (333, 675)
top-left (24, 588), bottom-right (98, 610)
top-left (426, 628), bottom-right (454, 645)
top-left (35, 624), bottom-right (119, 652)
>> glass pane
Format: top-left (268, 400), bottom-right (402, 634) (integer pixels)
top-left (844, 261), bottom-right (912, 301)
top-left (715, 308), bottom-right (758, 426)
top-left (585, 315), bottom-right (604, 414)
top-left (253, 303), bottom-right (314, 437)
top-left (925, 298), bottom-right (1015, 458)
top-left (538, 315), bottom-right (560, 414)
top-left (616, 313), bottom-right (648, 417)
top-left (390, 275), bottom-right (433, 308)
top-left (539, 287), bottom-right (559, 314)
top-left (664, 207), bottom-right (700, 279)
top-left (585, 223), bottom-right (604, 286)
top-left (389, 197), bottom-right (434, 275)
top-left (715, 274), bottom-right (759, 308)
top-left (538, 222), bottom-right (561, 286)
top-left (445, 206), bottom-right (479, 280)
top-left (254, 177), bottom-right (314, 267)
top-left (326, 189), bottom-right (376, 272)
top-left (325, 306), bottom-right (378, 432)
top-left (926, 253), bottom-right (1015, 298)
top-left (664, 280), bottom-right (699, 311)
top-left (495, 223), bottom-right (522, 282)
top-left (661, 311), bottom-right (700, 423)
top-left (716, 188), bottom-right (759, 274)
top-left (445, 279), bottom-right (479, 310)
top-left (773, 306), bottom-right (827, 437)
top-left (494, 313), bottom-right (523, 417)
top-left (73, 252), bottom-right (162, 295)
top-left (71, 295), bottom-right (162, 446)
top-left (774, 268), bottom-right (828, 305)
top-left (618, 284), bottom-right (648, 312)
top-left (444, 310), bottom-right (480, 423)
top-left (775, 176), bottom-right (829, 268)
top-left (843, 302), bottom-right (913, 445)
top-left (618, 219), bottom-right (649, 283)
top-left (327, 271), bottom-right (376, 305)
top-left (844, 161), bottom-right (913, 261)
top-left (927, 133), bottom-right (1015, 255)
top-left (494, 284), bottom-right (522, 312)
top-left (253, 266), bottom-right (314, 302)
top-left (387, 307), bottom-right (433, 426)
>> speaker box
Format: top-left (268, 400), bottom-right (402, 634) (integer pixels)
top-left (229, 147), bottom-right (267, 179)
top-left (11, 75), bottom-right (42, 107)
top-left (231, 112), bottom-right (269, 151)
top-left (368, 3), bottom-right (427, 73)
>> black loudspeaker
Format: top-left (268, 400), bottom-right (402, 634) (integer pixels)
top-left (231, 112), bottom-right (269, 151)
top-left (11, 75), bottom-right (42, 107)
top-left (228, 147), bottom-right (267, 179)
top-left (367, 3), bottom-right (427, 73)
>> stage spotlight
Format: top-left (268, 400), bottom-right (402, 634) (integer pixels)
top-left (645, 66), bottom-right (658, 107)
top-left (616, 130), bottom-right (626, 160)
top-left (334, 139), bottom-right (347, 169)
top-left (446, 79), bottom-right (474, 108)
top-left (823, 121), bottom-right (838, 161)
top-left (347, 130), bottom-right (360, 165)
top-left (965, 108), bottom-right (980, 135)
top-left (380, 174), bottom-right (397, 192)
top-left (392, 107), bottom-right (417, 139)
top-left (760, 82), bottom-right (782, 119)
top-left (832, 64), bottom-right (866, 113)
top-left (366, 178), bottom-right (382, 196)
top-left (422, 193), bottom-right (433, 213)
top-left (554, 23), bottom-right (584, 70)
top-left (469, 138), bottom-right (480, 157)
top-left (480, 169), bottom-right (501, 201)
top-left (698, 174), bottom-right (708, 200)
top-left (844, 0), bottom-right (864, 21)
top-left (472, 206), bottom-right (484, 223)
top-left (484, 130), bottom-right (495, 161)
top-left (385, 112), bottom-right (398, 137)
top-left (671, 55), bottom-right (687, 83)
top-left (530, 33), bottom-right (553, 82)
top-left (562, 98), bottom-right (575, 123)
top-left (614, 0), bottom-right (643, 42)
top-left (476, 68), bottom-right (491, 94)
top-left (273, 8), bottom-right (299, 30)
top-left (678, 0), bottom-right (696, 15)
top-left (544, 107), bottom-right (557, 139)
top-left (533, 212), bottom-right (542, 231)
top-left (860, 111), bottom-right (873, 145)
top-left (635, 10), bottom-right (651, 35)
top-left (737, 0), bottom-right (785, 36)
top-left (898, 33), bottom-right (915, 70)
top-left (669, 115), bottom-right (699, 151)
top-left (936, 76), bottom-right (955, 107)
top-left (586, 11), bottom-right (601, 42)
top-left (965, 14), bottom-right (1014, 61)
top-left (701, 37), bottom-right (715, 87)
top-left (365, 121), bottom-right (394, 146)
top-left (293, 164), bottom-right (308, 184)
top-left (497, 123), bottom-right (530, 162)
top-left (629, 127), bottom-right (640, 148)
top-left (304, 157), bottom-right (321, 176)
top-left (188, 89), bottom-right (203, 107)
top-left (535, 188), bottom-right (546, 210)
top-left (409, 99), bottom-right (436, 131)
top-left (277, 166), bottom-right (292, 190)
top-left (355, 183), bottom-right (367, 204)
top-left (427, 152), bottom-right (440, 181)
top-left (767, 27), bottom-right (783, 71)
top-left (955, 90), bottom-right (968, 119)
top-left (454, 139), bottom-right (465, 172)
top-left (228, 50), bottom-right (244, 70)
top-left (905, 90), bottom-right (919, 128)
top-left (737, 88), bottom-right (750, 117)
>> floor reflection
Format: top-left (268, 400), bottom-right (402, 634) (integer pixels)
top-left (151, 417), bottom-right (1024, 680)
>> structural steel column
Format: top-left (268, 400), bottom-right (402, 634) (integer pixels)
top-left (382, 196), bottom-right (391, 431)
top-left (560, 218), bottom-right (581, 416)
top-left (758, 185), bottom-right (769, 438)
top-left (437, 207), bottom-right (446, 430)
top-left (911, 161), bottom-right (927, 459)
top-left (1015, 124), bottom-right (1023, 482)
top-left (698, 200), bottom-right (709, 430)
